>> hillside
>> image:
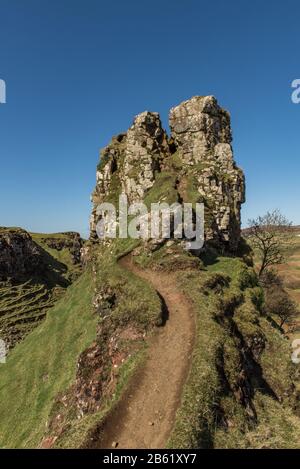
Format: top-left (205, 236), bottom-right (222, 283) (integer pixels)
top-left (0, 228), bottom-right (83, 350)
top-left (243, 226), bottom-right (300, 337)
top-left (0, 96), bottom-right (300, 449)
top-left (0, 269), bottom-right (96, 448)
top-left (275, 229), bottom-right (300, 341)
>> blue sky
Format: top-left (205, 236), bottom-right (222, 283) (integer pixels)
top-left (0, 0), bottom-right (299, 238)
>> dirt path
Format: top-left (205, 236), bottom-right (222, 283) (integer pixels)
top-left (98, 255), bottom-right (195, 449)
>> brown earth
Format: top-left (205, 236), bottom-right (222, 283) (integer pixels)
top-left (96, 255), bottom-right (195, 449)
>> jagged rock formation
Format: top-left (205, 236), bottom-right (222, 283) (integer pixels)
top-left (169, 96), bottom-right (232, 164)
top-left (90, 111), bottom-right (170, 237)
top-left (170, 96), bottom-right (245, 249)
top-left (0, 228), bottom-right (42, 281)
top-left (123, 112), bottom-right (170, 201)
top-left (90, 96), bottom-right (245, 251)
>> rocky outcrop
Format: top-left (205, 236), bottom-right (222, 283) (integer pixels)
top-left (169, 96), bottom-right (232, 165)
top-left (40, 232), bottom-right (84, 265)
top-left (122, 111), bottom-right (170, 201)
top-left (90, 112), bottom-right (170, 237)
top-left (90, 96), bottom-right (245, 251)
top-left (0, 228), bottom-right (42, 281)
top-left (169, 96), bottom-right (245, 250)
top-left (0, 229), bottom-right (84, 283)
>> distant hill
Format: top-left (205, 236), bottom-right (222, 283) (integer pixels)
top-left (242, 225), bottom-right (300, 236)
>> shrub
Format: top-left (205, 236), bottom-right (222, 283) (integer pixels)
top-left (264, 281), bottom-right (298, 328)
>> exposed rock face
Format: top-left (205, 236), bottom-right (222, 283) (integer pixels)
top-left (170, 96), bottom-right (245, 250)
top-left (122, 111), bottom-right (169, 201)
top-left (90, 96), bottom-right (245, 251)
top-left (0, 228), bottom-right (42, 281)
top-left (40, 232), bottom-right (84, 264)
top-left (0, 229), bottom-right (84, 282)
top-left (95, 112), bottom-right (169, 203)
top-left (90, 111), bottom-right (170, 237)
top-left (169, 96), bottom-right (232, 165)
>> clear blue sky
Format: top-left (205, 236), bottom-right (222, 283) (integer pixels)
top-left (0, 0), bottom-right (299, 238)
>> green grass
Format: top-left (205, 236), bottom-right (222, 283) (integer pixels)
top-left (30, 232), bottom-right (71, 239)
top-left (31, 232), bottom-right (82, 280)
top-left (0, 231), bottom-right (82, 349)
top-left (134, 241), bottom-right (203, 272)
top-left (2, 172), bottom-right (300, 450)
top-left (0, 269), bottom-right (96, 448)
top-left (55, 349), bottom-right (147, 448)
top-left (45, 241), bottom-right (163, 448)
top-left (0, 230), bottom-right (164, 448)
top-left (94, 242), bottom-right (162, 329)
top-left (0, 281), bottom-right (58, 348)
top-left (144, 171), bottom-right (179, 207)
top-left (166, 252), bottom-right (300, 448)
top-left (167, 268), bottom-right (225, 448)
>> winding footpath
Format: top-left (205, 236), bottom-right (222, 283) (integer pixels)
top-left (98, 255), bottom-right (195, 449)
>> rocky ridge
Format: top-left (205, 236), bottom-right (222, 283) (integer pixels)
top-left (90, 96), bottom-right (245, 251)
top-left (0, 228), bottom-right (42, 282)
top-left (0, 229), bottom-right (83, 282)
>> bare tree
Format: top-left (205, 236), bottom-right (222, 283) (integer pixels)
top-left (246, 209), bottom-right (292, 278)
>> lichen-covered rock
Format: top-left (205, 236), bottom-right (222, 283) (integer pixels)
top-left (122, 111), bottom-right (169, 201)
top-left (169, 96), bottom-right (232, 164)
top-left (169, 96), bottom-right (245, 250)
top-left (90, 96), bottom-right (245, 251)
top-left (90, 111), bottom-right (169, 238)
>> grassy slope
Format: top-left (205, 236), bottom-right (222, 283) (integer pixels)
top-left (0, 269), bottom-right (96, 448)
top-left (53, 239), bottom-right (162, 448)
top-left (277, 231), bottom-right (300, 330)
top-left (89, 155), bottom-right (300, 448)
top-left (267, 231), bottom-right (300, 398)
top-left (249, 230), bottom-right (300, 386)
top-left (0, 231), bottom-right (81, 349)
top-left (1, 249), bottom-right (299, 449)
top-left (30, 232), bottom-right (82, 281)
top-left (161, 253), bottom-right (300, 449)
top-left (0, 232), bottom-right (163, 448)
top-left (1, 158), bottom-right (300, 449)
top-left (0, 282), bottom-right (57, 348)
